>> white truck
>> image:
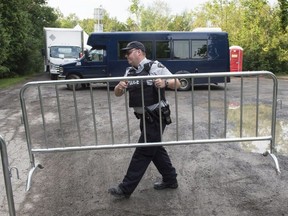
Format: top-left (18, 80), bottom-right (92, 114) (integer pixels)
top-left (43, 27), bottom-right (84, 80)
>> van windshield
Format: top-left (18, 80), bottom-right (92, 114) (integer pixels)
top-left (50, 46), bottom-right (81, 58)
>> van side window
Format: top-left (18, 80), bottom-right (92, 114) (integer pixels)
top-left (192, 40), bottom-right (207, 59)
top-left (156, 41), bottom-right (170, 59)
top-left (118, 41), bottom-right (153, 60)
top-left (173, 40), bottom-right (189, 59)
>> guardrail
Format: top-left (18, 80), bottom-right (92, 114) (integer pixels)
top-left (19, 71), bottom-right (280, 191)
top-left (0, 135), bottom-right (16, 216)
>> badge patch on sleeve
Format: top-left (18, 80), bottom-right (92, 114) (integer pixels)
top-left (157, 63), bottom-right (165, 68)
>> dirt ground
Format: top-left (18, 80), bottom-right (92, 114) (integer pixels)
top-left (1, 73), bottom-right (288, 216)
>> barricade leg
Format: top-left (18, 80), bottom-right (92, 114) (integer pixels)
top-left (0, 135), bottom-right (16, 216)
top-left (263, 151), bottom-right (281, 174)
top-left (26, 163), bottom-right (43, 191)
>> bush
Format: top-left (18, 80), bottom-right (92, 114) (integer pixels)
top-left (0, 65), bottom-right (11, 78)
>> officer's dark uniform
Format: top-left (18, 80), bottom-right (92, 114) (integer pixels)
top-left (118, 59), bottom-right (177, 196)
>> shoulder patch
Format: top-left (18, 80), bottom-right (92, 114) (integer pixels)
top-left (157, 62), bottom-right (165, 68)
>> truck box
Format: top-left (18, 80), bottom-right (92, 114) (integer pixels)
top-left (44, 27), bottom-right (83, 80)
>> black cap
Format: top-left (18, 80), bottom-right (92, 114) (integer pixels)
top-left (121, 41), bottom-right (145, 52)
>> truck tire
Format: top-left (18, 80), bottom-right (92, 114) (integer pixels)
top-left (176, 71), bottom-right (192, 91)
top-left (66, 74), bottom-right (82, 90)
top-left (50, 74), bottom-right (58, 80)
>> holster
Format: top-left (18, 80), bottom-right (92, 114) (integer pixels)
top-left (134, 111), bottom-right (154, 123)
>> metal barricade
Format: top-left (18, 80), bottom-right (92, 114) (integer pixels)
top-left (19, 71), bottom-right (280, 191)
top-left (0, 135), bottom-right (16, 216)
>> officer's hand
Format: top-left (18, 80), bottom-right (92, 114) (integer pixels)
top-left (115, 80), bottom-right (128, 96)
top-left (118, 80), bottom-right (128, 90)
top-left (154, 79), bottom-right (165, 88)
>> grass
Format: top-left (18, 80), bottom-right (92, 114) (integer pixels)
top-left (0, 75), bottom-right (32, 89)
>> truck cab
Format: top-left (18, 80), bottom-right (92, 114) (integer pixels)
top-left (59, 47), bottom-right (109, 89)
top-left (48, 45), bottom-right (81, 80)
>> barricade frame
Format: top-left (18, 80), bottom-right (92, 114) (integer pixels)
top-left (19, 71), bottom-right (280, 191)
top-left (0, 135), bottom-right (16, 216)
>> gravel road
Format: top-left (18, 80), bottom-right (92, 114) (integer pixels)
top-left (0, 73), bottom-right (288, 216)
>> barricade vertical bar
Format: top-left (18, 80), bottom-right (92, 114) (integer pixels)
top-left (174, 78), bottom-right (179, 141)
top-left (20, 85), bottom-right (42, 191)
top-left (208, 77), bottom-right (211, 139)
top-left (72, 85), bottom-right (82, 145)
top-left (263, 72), bottom-right (280, 174)
top-left (157, 87), bottom-right (163, 142)
top-left (140, 80), bottom-right (147, 143)
top-left (240, 76), bottom-right (244, 137)
top-left (270, 73), bottom-right (278, 154)
top-left (191, 77), bottom-right (195, 140)
top-left (106, 83), bottom-right (115, 144)
top-left (224, 77), bottom-right (227, 138)
top-left (38, 85), bottom-right (48, 147)
top-left (20, 87), bottom-right (33, 166)
top-left (55, 85), bottom-right (65, 146)
top-left (89, 84), bottom-right (98, 145)
top-left (0, 135), bottom-right (16, 216)
top-left (124, 89), bottom-right (131, 143)
top-left (255, 76), bottom-right (260, 137)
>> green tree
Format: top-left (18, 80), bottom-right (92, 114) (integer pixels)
top-left (168, 11), bottom-right (194, 31)
top-left (127, 0), bottom-right (143, 31)
top-left (58, 13), bottom-right (80, 28)
top-left (22, 0), bottom-right (58, 75)
top-left (0, 0), bottom-right (59, 77)
top-left (239, 0), bottom-right (279, 71)
top-left (103, 16), bottom-right (128, 32)
top-left (190, 0), bottom-right (287, 73)
top-left (79, 18), bottom-right (95, 34)
top-left (1, 0), bottom-right (32, 75)
top-left (102, 10), bottom-right (129, 32)
top-left (0, 1), bottom-right (10, 77)
top-left (278, 0), bottom-right (288, 32)
top-left (140, 0), bottom-right (171, 31)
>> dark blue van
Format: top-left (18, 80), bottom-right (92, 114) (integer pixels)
top-left (59, 31), bottom-right (230, 90)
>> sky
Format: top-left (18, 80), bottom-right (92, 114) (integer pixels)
top-left (47, 0), bottom-right (278, 22)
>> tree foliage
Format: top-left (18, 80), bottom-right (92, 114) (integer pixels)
top-left (279, 0), bottom-right (288, 32)
top-left (191, 0), bottom-right (288, 73)
top-left (1, 0), bottom-right (288, 78)
top-left (0, 0), bottom-right (58, 77)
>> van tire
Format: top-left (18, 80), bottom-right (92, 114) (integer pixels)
top-left (66, 74), bottom-right (82, 90)
top-left (176, 71), bottom-right (192, 91)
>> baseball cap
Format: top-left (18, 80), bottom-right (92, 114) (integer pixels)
top-left (121, 41), bottom-right (145, 52)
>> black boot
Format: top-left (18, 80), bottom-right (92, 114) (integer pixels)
top-left (108, 186), bottom-right (131, 198)
top-left (153, 180), bottom-right (178, 190)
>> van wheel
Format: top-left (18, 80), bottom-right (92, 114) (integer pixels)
top-left (179, 77), bottom-right (191, 91)
top-left (175, 71), bottom-right (192, 91)
top-left (66, 74), bottom-right (82, 90)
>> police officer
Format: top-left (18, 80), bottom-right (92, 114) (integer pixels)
top-left (108, 41), bottom-right (181, 198)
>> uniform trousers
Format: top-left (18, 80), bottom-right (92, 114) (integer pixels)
top-left (119, 112), bottom-right (177, 195)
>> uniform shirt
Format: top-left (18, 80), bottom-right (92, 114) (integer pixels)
top-left (124, 58), bottom-right (171, 114)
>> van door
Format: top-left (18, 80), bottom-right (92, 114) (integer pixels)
top-left (81, 48), bottom-right (107, 78)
